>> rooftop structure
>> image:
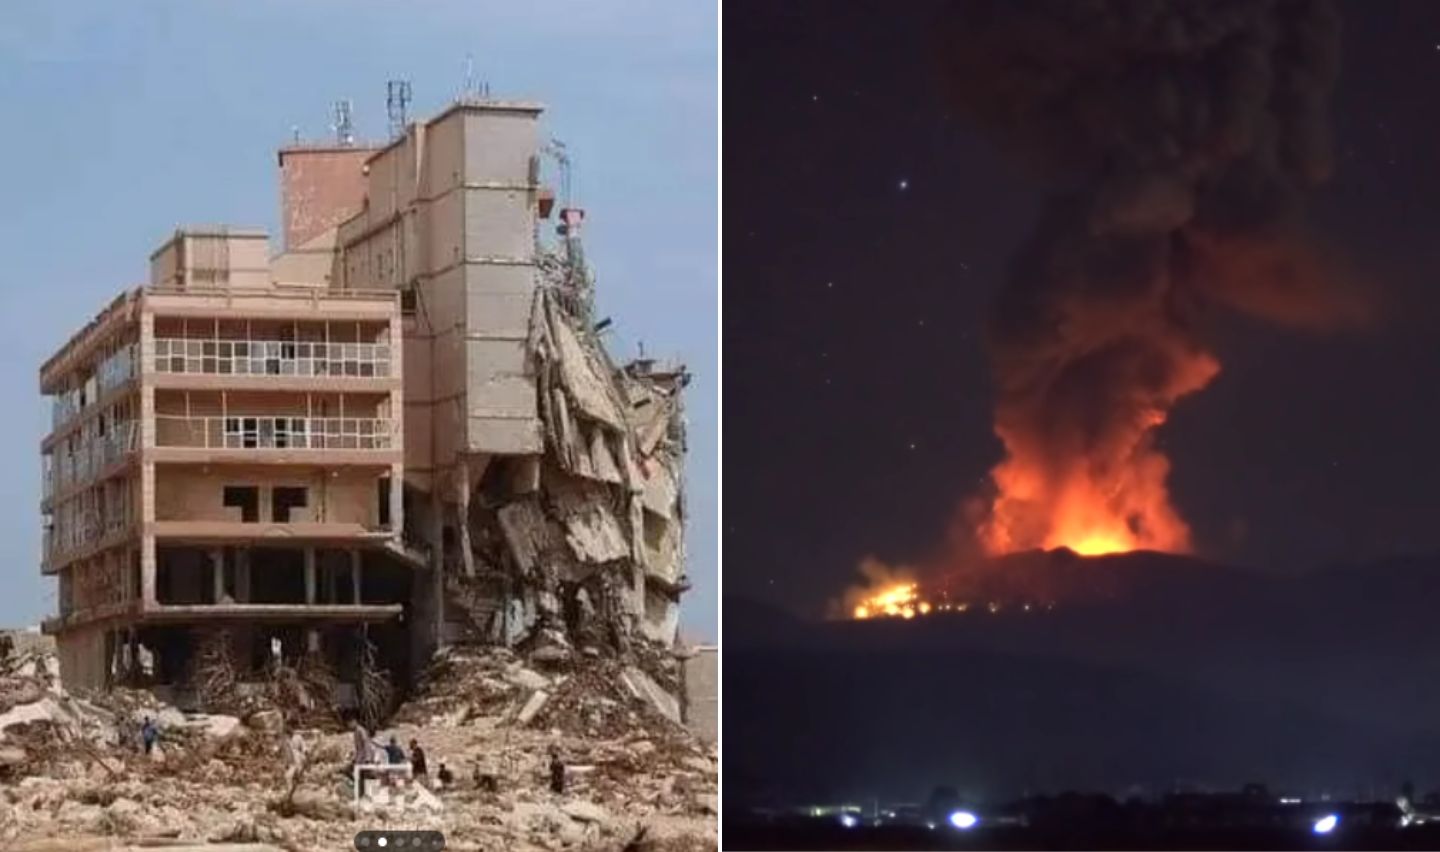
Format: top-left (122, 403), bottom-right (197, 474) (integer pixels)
top-left (40, 98), bottom-right (691, 705)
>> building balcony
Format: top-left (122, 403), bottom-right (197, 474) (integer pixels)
top-left (47, 422), bottom-right (138, 503)
top-left (42, 517), bottom-right (137, 574)
top-left (50, 344), bottom-right (137, 431)
top-left (154, 415), bottom-right (396, 452)
top-left (150, 415), bottom-right (401, 465)
top-left (152, 338), bottom-right (391, 380)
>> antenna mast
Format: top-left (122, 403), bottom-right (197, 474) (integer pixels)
top-left (386, 80), bottom-right (412, 139)
top-left (544, 139), bottom-right (573, 208)
top-left (332, 100), bottom-right (355, 146)
top-left (462, 53), bottom-right (491, 99)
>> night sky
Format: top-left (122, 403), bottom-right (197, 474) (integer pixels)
top-left (725, 0), bottom-right (1440, 620)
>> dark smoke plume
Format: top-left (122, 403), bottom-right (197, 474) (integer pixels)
top-left (936, 0), bottom-right (1366, 554)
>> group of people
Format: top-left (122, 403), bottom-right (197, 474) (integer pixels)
top-left (140, 714), bottom-right (565, 797)
top-left (349, 721), bottom-right (567, 795)
top-left (352, 721), bottom-right (446, 789)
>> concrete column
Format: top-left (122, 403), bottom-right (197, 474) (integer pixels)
top-left (350, 548), bottom-right (362, 604)
top-left (389, 464), bottom-right (404, 535)
top-left (304, 547), bottom-right (319, 653)
top-left (455, 458), bottom-right (475, 578)
top-left (237, 548), bottom-right (251, 603)
top-left (140, 535), bottom-right (157, 609)
top-left (429, 479), bottom-right (446, 651)
top-left (211, 548), bottom-right (224, 603)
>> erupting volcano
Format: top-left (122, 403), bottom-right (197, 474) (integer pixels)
top-left (938, 0), bottom-right (1363, 559)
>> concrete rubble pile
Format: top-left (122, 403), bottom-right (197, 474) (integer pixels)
top-left (448, 247), bottom-right (692, 662)
top-left (0, 636), bottom-right (716, 851)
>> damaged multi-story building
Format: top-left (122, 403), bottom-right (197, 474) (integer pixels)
top-left (38, 98), bottom-right (692, 703)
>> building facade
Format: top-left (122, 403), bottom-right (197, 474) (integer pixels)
top-left (41, 99), bottom-right (691, 699)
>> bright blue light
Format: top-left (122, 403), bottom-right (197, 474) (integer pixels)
top-left (949, 810), bottom-right (978, 830)
top-left (839, 813), bottom-right (858, 828)
top-left (1313, 814), bottom-right (1338, 834)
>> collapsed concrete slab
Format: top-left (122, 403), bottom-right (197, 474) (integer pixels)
top-left (620, 666), bottom-right (681, 726)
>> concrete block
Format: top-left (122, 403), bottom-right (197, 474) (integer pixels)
top-left (516, 689), bottom-right (549, 726)
top-left (620, 666), bottom-right (680, 725)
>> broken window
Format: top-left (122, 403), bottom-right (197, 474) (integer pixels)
top-left (273, 487), bottom-right (308, 523)
top-left (223, 417), bottom-right (259, 449)
top-left (222, 486), bottom-right (259, 523)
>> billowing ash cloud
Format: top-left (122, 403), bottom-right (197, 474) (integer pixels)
top-left (935, 0), bottom-right (1366, 555)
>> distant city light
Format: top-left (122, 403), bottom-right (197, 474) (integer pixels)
top-left (949, 810), bottom-right (978, 830)
top-left (839, 813), bottom-right (859, 828)
top-left (1313, 814), bottom-right (1338, 834)
top-left (1280, 797), bottom-right (1302, 804)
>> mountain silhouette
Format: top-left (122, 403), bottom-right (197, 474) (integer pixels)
top-left (725, 551), bottom-right (1440, 807)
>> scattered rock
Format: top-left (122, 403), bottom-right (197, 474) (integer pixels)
top-left (620, 667), bottom-right (681, 725)
top-left (517, 690), bottom-right (550, 726)
top-left (0, 643), bottom-right (715, 852)
top-left (245, 709), bottom-right (284, 734)
top-left (683, 755), bottom-right (713, 774)
top-left (506, 667), bottom-right (551, 692)
top-left (190, 713), bottom-right (242, 739)
top-left (561, 800), bottom-right (609, 823)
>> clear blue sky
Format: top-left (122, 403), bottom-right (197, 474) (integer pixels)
top-left (0, 1), bottom-right (717, 640)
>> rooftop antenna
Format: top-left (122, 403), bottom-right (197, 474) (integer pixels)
top-left (386, 80), bottom-right (412, 139)
top-left (463, 53), bottom-right (491, 100)
top-left (544, 139), bottom-right (573, 208)
top-left (332, 100), bottom-right (355, 146)
top-left (290, 126), bottom-right (300, 144)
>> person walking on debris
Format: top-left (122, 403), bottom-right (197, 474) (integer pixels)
top-left (409, 738), bottom-right (428, 784)
top-left (549, 747), bottom-right (565, 795)
top-left (436, 762), bottom-right (454, 790)
top-left (351, 720), bottom-right (378, 790)
top-left (351, 721), bottom-right (372, 767)
top-left (473, 758), bottom-right (499, 793)
top-left (282, 729), bottom-right (308, 784)
top-left (140, 716), bottom-right (158, 756)
top-left (384, 735), bottom-right (406, 765)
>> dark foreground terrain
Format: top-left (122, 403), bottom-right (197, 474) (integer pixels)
top-left (727, 551), bottom-right (1440, 805)
top-left (725, 820), bottom-right (1440, 851)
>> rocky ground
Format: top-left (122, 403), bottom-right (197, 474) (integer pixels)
top-left (0, 644), bottom-right (717, 851)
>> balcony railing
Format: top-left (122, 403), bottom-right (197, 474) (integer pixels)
top-left (97, 344), bottom-right (137, 394)
top-left (45, 507), bottom-right (133, 565)
top-left (50, 422), bottom-right (138, 495)
top-left (50, 345), bottom-right (137, 431)
top-left (52, 391), bottom-right (82, 430)
top-left (155, 415), bottom-right (396, 451)
top-left (152, 338), bottom-right (391, 379)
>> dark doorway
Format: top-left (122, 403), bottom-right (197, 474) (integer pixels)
top-left (378, 477), bottom-right (392, 527)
